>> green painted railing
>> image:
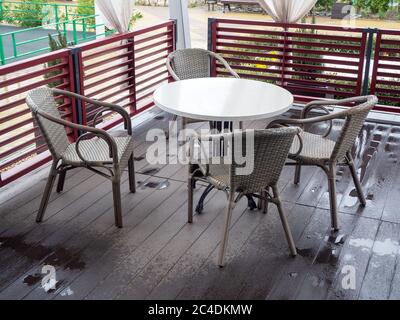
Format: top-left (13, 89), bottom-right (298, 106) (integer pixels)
top-left (0, 1), bottom-right (95, 26)
top-left (0, 14), bottom-right (115, 65)
top-left (0, 1), bottom-right (118, 65)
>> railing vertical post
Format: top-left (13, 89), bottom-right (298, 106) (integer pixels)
top-left (361, 28), bottom-right (376, 96)
top-left (171, 19), bottom-right (177, 52)
top-left (72, 19), bottom-right (77, 44)
top-left (63, 21), bottom-right (67, 40)
top-left (0, 35), bottom-right (5, 65)
top-left (208, 18), bottom-right (217, 77)
top-left (69, 47), bottom-right (84, 134)
top-left (11, 33), bottom-right (17, 58)
top-left (65, 5), bottom-right (69, 21)
top-left (54, 4), bottom-right (59, 31)
top-left (0, 0), bottom-right (3, 21)
top-left (168, 19), bottom-right (177, 84)
top-left (82, 17), bottom-right (86, 40)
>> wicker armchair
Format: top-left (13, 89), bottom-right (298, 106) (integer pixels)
top-left (188, 127), bottom-right (300, 266)
top-left (166, 48), bottom-right (240, 131)
top-left (268, 95), bottom-right (378, 231)
top-left (26, 87), bottom-right (136, 228)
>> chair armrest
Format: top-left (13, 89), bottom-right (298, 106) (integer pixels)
top-left (301, 96), bottom-right (372, 119)
top-left (35, 108), bottom-right (119, 165)
top-left (166, 55), bottom-right (180, 81)
top-left (51, 88), bottom-right (132, 135)
top-left (269, 107), bottom-right (352, 138)
top-left (265, 124), bottom-right (303, 158)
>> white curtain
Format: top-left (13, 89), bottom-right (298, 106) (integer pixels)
top-left (258, 0), bottom-right (317, 23)
top-left (96, 0), bottom-right (135, 33)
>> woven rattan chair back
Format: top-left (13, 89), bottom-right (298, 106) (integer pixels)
top-left (330, 96), bottom-right (377, 161)
top-left (231, 128), bottom-right (299, 193)
top-left (26, 87), bottom-right (70, 159)
top-left (167, 48), bottom-right (212, 80)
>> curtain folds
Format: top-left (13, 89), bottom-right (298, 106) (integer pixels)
top-left (96, 0), bottom-right (135, 33)
top-left (257, 0), bottom-right (318, 23)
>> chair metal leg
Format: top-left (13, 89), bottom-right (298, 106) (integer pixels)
top-left (36, 161), bottom-right (58, 222)
top-left (294, 163), bottom-right (301, 184)
top-left (263, 187), bottom-right (269, 214)
top-left (128, 154), bottom-right (136, 193)
top-left (188, 176), bottom-right (194, 223)
top-left (218, 192), bottom-right (235, 267)
top-left (347, 153), bottom-right (366, 206)
top-left (257, 190), bottom-right (263, 210)
top-left (56, 169), bottom-right (66, 193)
top-left (112, 178), bottom-right (123, 228)
top-left (166, 114), bottom-right (178, 139)
top-left (195, 184), bottom-right (214, 214)
top-left (272, 185), bottom-right (297, 256)
top-left (327, 163), bottom-right (339, 231)
top-left (257, 189), bottom-right (268, 213)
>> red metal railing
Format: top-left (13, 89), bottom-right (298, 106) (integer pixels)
top-left (0, 49), bottom-right (76, 187)
top-left (370, 29), bottom-right (400, 113)
top-left (1, 18), bottom-right (400, 188)
top-left (0, 21), bottom-right (175, 188)
top-left (76, 21), bottom-right (175, 130)
top-left (210, 18), bottom-right (367, 104)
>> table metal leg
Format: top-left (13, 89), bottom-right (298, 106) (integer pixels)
top-left (195, 184), bottom-right (214, 214)
top-left (246, 194), bottom-right (258, 210)
top-left (194, 121), bottom-right (257, 214)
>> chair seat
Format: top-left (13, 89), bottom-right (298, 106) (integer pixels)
top-left (62, 136), bottom-right (134, 167)
top-left (206, 164), bottom-right (231, 190)
top-left (289, 131), bottom-right (336, 163)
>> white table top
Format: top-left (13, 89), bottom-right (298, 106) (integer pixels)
top-left (153, 78), bottom-right (293, 121)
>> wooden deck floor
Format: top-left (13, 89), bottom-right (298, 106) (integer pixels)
top-left (1, 107), bottom-right (400, 300)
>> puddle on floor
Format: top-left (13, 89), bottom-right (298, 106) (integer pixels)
top-left (296, 248), bottom-right (314, 259)
top-left (154, 115), bottom-right (165, 120)
top-left (141, 167), bottom-right (160, 175)
top-left (0, 234), bottom-right (86, 290)
top-left (325, 233), bottom-right (346, 245)
top-left (46, 280), bottom-right (64, 293)
top-left (142, 181), bottom-right (159, 189)
top-left (141, 180), bottom-right (170, 190)
top-left (348, 189), bottom-right (374, 201)
top-left (315, 246), bottom-right (339, 265)
top-left (348, 238), bottom-right (374, 252)
top-left (157, 180), bottom-right (170, 190)
top-left (372, 238), bottom-right (399, 257)
top-left (23, 274), bottom-right (42, 286)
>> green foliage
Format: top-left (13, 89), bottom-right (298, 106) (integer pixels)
top-left (293, 28), bottom-right (324, 81)
top-left (352, 0), bottom-right (368, 11)
top-left (129, 10), bottom-right (144, 30)
top-left (369, 0), bottom-right (390, 13)
top-left (315, 0), bottom-right (335, 11)
top-left (45, 32), bottom-right (70, 88)
top-left (5, 0), bottom-right (45, 27)
top-left (77, 0), bottom-right (95, 25)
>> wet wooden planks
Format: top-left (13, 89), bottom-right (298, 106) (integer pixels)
top-left (0, 111), bottom-right (400, 300)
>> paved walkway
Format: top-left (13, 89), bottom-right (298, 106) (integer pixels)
top-left (134, 5), bottom-right (400, 48)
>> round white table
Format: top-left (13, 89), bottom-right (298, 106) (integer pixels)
top-left (153, 77), bottom-right (294, 122)
top-left (153, 77), bottom-right (294, 213)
